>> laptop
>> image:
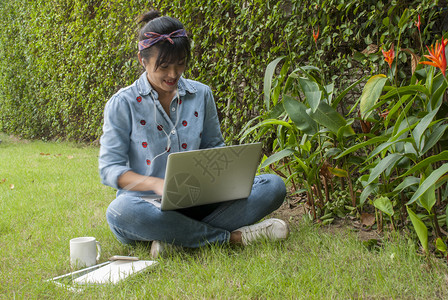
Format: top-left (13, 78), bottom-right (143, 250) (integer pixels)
top-left (159, 143), bottom-right (262, 210)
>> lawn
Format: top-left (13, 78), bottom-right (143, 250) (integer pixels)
top-left (1, 133), bottom-right (448, 299)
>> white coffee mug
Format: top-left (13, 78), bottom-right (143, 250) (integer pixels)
top-left (70, 237), bottom-right (101, 268)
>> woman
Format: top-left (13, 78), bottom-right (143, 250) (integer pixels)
top-left (99, 11), bottom-right (289, 257)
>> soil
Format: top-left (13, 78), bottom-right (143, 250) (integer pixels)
top-left (270, 194), bottom-right (383, 242)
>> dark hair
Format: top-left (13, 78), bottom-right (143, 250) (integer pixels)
top-left (138, 11), bottom-right (191, 70)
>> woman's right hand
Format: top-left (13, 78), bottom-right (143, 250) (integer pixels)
top-left (150, 177), bottom-right (165, 195)
top-left (117, 171), bottom-right (165, 195)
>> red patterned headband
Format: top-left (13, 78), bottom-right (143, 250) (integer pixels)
top-left (138, 29), bottom-right (187, 51)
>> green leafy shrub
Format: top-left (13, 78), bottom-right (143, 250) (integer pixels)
top-left (244, 6), bottom-right (448, 256)
top-left (0, 0), bottom-right (441, 142)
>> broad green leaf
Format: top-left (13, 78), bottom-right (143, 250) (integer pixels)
top-left (294, 65), bottom-right (321, 73)
top-left (436, 174), bottom-right (448, 189)
top-left (407, 164), bottom-right (448, 205)
top-left (300, 139), bottom-right (312, 152)
top-left (360, 184), bottom-right (377, 205)
top-left (255, 119), bottom-right (292, 128)
top-left (328, 167), bottom-right (348, 178)
top-left (337, 120), bottom-right (355, 141)
top-left (366, 138), bottom-right (412, 161)
top-left (298, 77), bottom-right (322, 112)
top-left (260, 148), bottom-right (295, 168)
top-left (421, 123), bottom-right (448, 155)
top-left (296, 66), bottom-right (323, 87)
top-left (306, 93), bottom-right (324, 108)
top-left (363, 96), bottom-right (390, 116)
top-left (367, 154), bottom-right (403, 185)
top-left (430, 75), bottom-right (448, 109)
top-left (283, 95), bottom-right (318, 135)
top-left (335, 136), bottom-right (389, 159)
top-left (412, 108), bottom-right (439, 152)
top-left (360, 74), bottom-right (388, 119)
top-left (309, 102), bottom-right (355, 136)
top-left (381, 85), bottom-right (430, 100)
top-left (324, 147), bottom-right (342, 159)
top-left (404, 145), bottom-right (418, 164)
top-left (287, 130), bottom-right (298, 148)
top-left (393, 176), bottom-right (419, 192)
top-left (325, 83), bottom-right (334, 104)
top-left (436, 238), bottom-right (447, 253)
top-left (400, 150), bottom-right (448, 178)
top-left (267, 101), bottom-right (286, 119)
top-left (418, 182), bottom-right (436, 214)
top-left (264, 57), bottom-right (285, 110)
top-left (239, 119), bottom-right (291, 140)
top-left (373, 196), bottom-right (394, 217)
top-left (407, 207), bottom-right (428, 254)
top-left (426, 64), bottom-right (435, 93)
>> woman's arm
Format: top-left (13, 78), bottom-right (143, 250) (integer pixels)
top-left (117, 171), bottom-right (165, 195)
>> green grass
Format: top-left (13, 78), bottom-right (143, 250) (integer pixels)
top-left (1, 133), bottom-right (448, 299)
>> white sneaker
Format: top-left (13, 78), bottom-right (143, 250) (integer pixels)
top-left (150, 241), bottom-right (178, 258)
top-left (233, 218), bottom-right (290, 246)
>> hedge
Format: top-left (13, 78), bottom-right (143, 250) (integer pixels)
top-left (0, 0), bottom-right (443, 142)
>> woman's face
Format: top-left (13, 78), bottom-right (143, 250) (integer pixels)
top-left (139, 49), bottom-right (186, 97)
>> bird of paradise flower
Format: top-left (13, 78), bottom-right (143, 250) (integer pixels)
top-left (419, 38), bottom-right (447, 78)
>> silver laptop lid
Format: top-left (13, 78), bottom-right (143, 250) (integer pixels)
top-left (161, 143), bottom-right (262, 210)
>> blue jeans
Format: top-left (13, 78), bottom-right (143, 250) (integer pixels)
top-left (106, 174), bottom-right (286, 248)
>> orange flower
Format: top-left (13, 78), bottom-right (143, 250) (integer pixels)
top-left (382, 45), bottom-right (395, 69)
top-left (415, 15), bottom-right (421, 32)
top-left (313, 28), bottom-right (319, 43)
top-left (419, 39), bottom-right (447, 77)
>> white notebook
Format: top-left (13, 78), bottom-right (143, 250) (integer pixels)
top-left (73, 260), bottom-right (157, 284)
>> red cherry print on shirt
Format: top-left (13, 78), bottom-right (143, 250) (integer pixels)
top-left (182, 143), bottom-right (187, 149)
top-left (194, 111), bottom-right (198, 117)
top-left (146, 159), bottom-right (151, 165)
top-left (157, 125), bottom-right (163, 131)
top-left (178, 99), bottom-right (182, 105)
top-left (137, 96), bottom-right (142, 102)
top-left (182, 120), bottom-right (188, 127)
top-left (142, 142), bottom-right (148, 148)
top-left (140, 120), bottom-right (146, 125)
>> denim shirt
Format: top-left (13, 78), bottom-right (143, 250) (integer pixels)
top-left (99, 72), bottom-right (225, 197)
